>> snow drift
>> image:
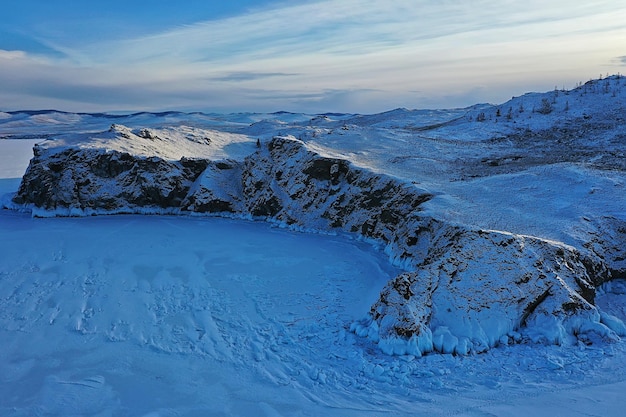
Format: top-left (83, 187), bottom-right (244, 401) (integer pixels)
top-left (11, 123), bottom-right (626, 356)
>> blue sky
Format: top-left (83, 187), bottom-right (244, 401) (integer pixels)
top-left (1, 0), bottom-right (625, 114)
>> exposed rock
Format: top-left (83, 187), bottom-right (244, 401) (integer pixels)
top-left (181, 159), bottom-right (243, 214)
top-left (241, 136), bottom-right (434, 236)
top-left (14, 147), bottom-right (208, 213)
top-left (360, 228), bottom-right (611, 356)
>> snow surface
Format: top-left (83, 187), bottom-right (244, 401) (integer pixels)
top-left (1, 139), bottom-right (626, 416)
top-left (1, 76), bottom-right (626, 415)
top-left (36, 124), bottom-right (256, 162)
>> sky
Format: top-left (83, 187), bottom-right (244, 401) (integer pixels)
top-left (1, 0), bottom-right (625, 114)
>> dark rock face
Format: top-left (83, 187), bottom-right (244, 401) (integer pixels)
top-left (582, 216), bottom-right (626, 281)
top-left (12, 134), bottom-right (626, 355)
top-left (241, 137), bottom-right (434, 247)
top-left (14, 148), bottom-right (208, 212)
top-left (180, 159), bottom-right (242, 214)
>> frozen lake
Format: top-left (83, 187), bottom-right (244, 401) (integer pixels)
top-left (0, 210), bottom-right (403, 416)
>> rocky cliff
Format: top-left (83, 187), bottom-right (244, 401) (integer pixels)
top-left (12, 129), bottom-right (626, 355)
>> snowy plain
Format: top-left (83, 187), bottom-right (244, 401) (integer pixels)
top-left (2, 77), bottom-right (626, 416)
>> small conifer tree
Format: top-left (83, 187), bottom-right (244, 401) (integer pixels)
top-left (537, 98), bottom-right (553, 114)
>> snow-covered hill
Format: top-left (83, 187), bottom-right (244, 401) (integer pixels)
top-left (1, 75), bottom-right (626, 415)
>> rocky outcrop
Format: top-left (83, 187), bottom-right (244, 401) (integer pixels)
top-left (181, 160), bottom-right (244, 214)
top-left (14, 145), bottom-right (211, 214)
top-left (353, 227), bottom-right (621, 356)
top-left (240, 136), bottom-right (434, 242)
top-left (12, 132), bottom-right (626, 355)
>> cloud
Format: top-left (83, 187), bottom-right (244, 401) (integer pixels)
top-left (209, 72), bottom-right (299, 82)
top-left (0, 49), bottom-right (28, 60)
top-left (2, 0), bottom-right (626, 113)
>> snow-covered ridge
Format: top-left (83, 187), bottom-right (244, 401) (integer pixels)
top-left (9, 125), bottom-right (626, 357)
top-left (35, 123), bottom-right (255, 161)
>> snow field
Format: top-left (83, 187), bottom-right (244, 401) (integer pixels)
top-left (0, 211), bottom-right (410, 415)
top-left (1, 139), bottom-right (626, 416)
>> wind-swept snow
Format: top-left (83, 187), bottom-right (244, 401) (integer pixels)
top-left (42, 123), bottom-right (256, 161)
top-left (0, 209), bottom-right (398, 415)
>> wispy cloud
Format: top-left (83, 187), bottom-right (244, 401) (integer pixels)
top-left (209, 72), bottom-right (299, 82)
top-left (2, 0), bottom-right (626, 113)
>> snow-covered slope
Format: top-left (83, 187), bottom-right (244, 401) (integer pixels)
top-left (5, 76), bottom-right (626, 357)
